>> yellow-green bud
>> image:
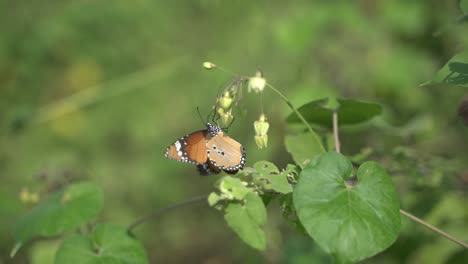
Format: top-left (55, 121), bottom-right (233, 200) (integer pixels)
top-left (219, 91), bottom-right (233, 110)
top-left (19, 187), bottom-right (29, 203)
top-left (248, 69), bottom-right (266, 93)
top-left (203, 62), bottom-right (216, 69)
top-left (254, 114), bottom-right (269, 136)
top-left (255, 134), bottom-right (268, 149)
top-left (254, 114), bottom-right (269, 148)
top-left (220, 109), bottom-right (234, 128)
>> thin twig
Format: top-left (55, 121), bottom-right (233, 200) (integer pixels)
top-left (127, 194), bottom-right (208, 236)
top-left (333, 110), bottom-right (340, 153)
top-left (400, 209), bottom-right (468, 248)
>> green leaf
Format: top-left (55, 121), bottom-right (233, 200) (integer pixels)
top-left (253, 161), bottom-right (279, 175)
top-left (55, 224), bottom-right (147, 264)
top-left (279, 193), bottom-right (307, 234)
top-left (461, 0), bottom-right (468, 13)
top-left (249, 161), bottom-right (293, 194)
top-left (207, 193), bottom-right (222, 207)
top-left (12, 182), bottom-right (103, 255)
top-left (285, 132), bottom-right (325, 168)
top-left (286, 98), bottom-right (383, 128)
top-left (218, 176), bottom-right (251, 200)
top-left (293, 152), bottom-right (401, 262)
top-left (431, 51), bottom-right (468, 86)
top-left (224, 192), bottom-right (267, 250)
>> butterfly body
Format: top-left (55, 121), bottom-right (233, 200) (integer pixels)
top-left (165, 123), bottom-right (245, 175)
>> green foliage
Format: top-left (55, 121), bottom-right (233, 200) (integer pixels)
top-left (2, 1), bottom-right (467, 263)
top-left (285, 132), bottom-right (326, 168)
top-left (224, 193), bottom-right (267, 250)
top-left (286, 98), bottom-right (383, 128)
top-left (55, 224), bottom-right (147, 264)
top-left (12, 182), bottom-right (103, 256)
top-left (461, 0), bottom-right (468, 13)
top-left (431, 51), bottom-right (468, 86)
top-left (209, 161), bottom-right (296, 249)
top-left (250, 161), bottom-right (294, 194)
top-left (293, 152), bottom-right (401, 262)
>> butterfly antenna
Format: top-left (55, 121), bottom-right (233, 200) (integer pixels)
top-left (212, 106), bottom-right (220, 125)
top-left (196, 106), bottom-right (207, 125)
top-left (223, 116), bottom-right (235, 132)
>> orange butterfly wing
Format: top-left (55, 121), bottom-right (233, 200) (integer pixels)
top-left (165, 130), bottom-right (209, 164)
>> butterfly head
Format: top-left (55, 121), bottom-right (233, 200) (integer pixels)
top-left (206, 123), bottom-right (222, 136)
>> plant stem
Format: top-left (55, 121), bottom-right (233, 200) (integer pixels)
top-left (127, 194), bottom-right (208, 235)
top-left (333, 110), bottom-right (341, 153)
top-left (399, 209), bottom-right (468, 248)
top-left (265, 83), bottom-right (325, 152)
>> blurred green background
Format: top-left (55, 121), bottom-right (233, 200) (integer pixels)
top-left (1, 0), bottom-right (467, 263)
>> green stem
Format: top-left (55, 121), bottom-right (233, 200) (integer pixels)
top-left (400, 209), bottom-right (468, 248)
top-left (127, 194), bottom-right (208, 236)
top-left (265, 82), bottom-right (325, 152)
top-left (333, 110), bottom-right (341, 153)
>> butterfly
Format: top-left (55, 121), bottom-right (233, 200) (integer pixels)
top-left (164, 123), bottom-right (246, 175)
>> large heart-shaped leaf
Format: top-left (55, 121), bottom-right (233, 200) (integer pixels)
top-left (224, 192), bottom-right (267, 250)
top-left (287, 98), bottom-right (383, 128)
top-left (55, 224), bottom-right (147, 264)
top-left (12, 182), bottom-right (103, 255)
top-left (293, 152), bottom-right (400, 262)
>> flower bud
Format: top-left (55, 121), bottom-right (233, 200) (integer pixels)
top-left (219, 91), bottom-right (233, 110)
top-left (254, 114), bottom-right (269, 136)
top-left (248, 69), bottom-right (266, 93)
top-left (203, 62), bottom-right (216, 70)
top-left (19, 187), bottom-right (29, 203)
top-left (220, 109), bottom-right (234, 128)
top-left (254, 114), bottom-right (269, 148)
top-left (217, 107), bottom-right (225, 116)
top-left (255, 134), bottom-right (268, 149)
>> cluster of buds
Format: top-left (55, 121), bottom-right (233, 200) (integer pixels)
top-left (204, 62), bottom-right (271, 149)
top-left (217, 92), bottom-right (234, 127)
top-left (216, 79), bottom-right (244, 127)
top-left (19, 187), bottom-right (40, 204)
top-left (254, 114), bottom-right (269, 149)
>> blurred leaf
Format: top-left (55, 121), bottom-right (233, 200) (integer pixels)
top-left (207, 192), bottom-right (222, 207)
top-left (432, 51), bottom-right (468, 86)
top-left (224, 192), bottom-right (267, 250)
top-left (31, 240), bottom-right (61, 264)
top-left (287, 98), bottom-right (330, 125)
top-left (461, 0), bottom-right (468, 13)
top-left (12, 182), bottom-right (103, 255)
top-left (285, 132), bottom-right (325, 168)
top-left (55, 224), bottom-right (147, 264)
top-left (251, 161), bottom-right (293, 194)
top-left (287, 98), bottom-right (383, 128)
top-left (293, 152), bottom-right (401, 262)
